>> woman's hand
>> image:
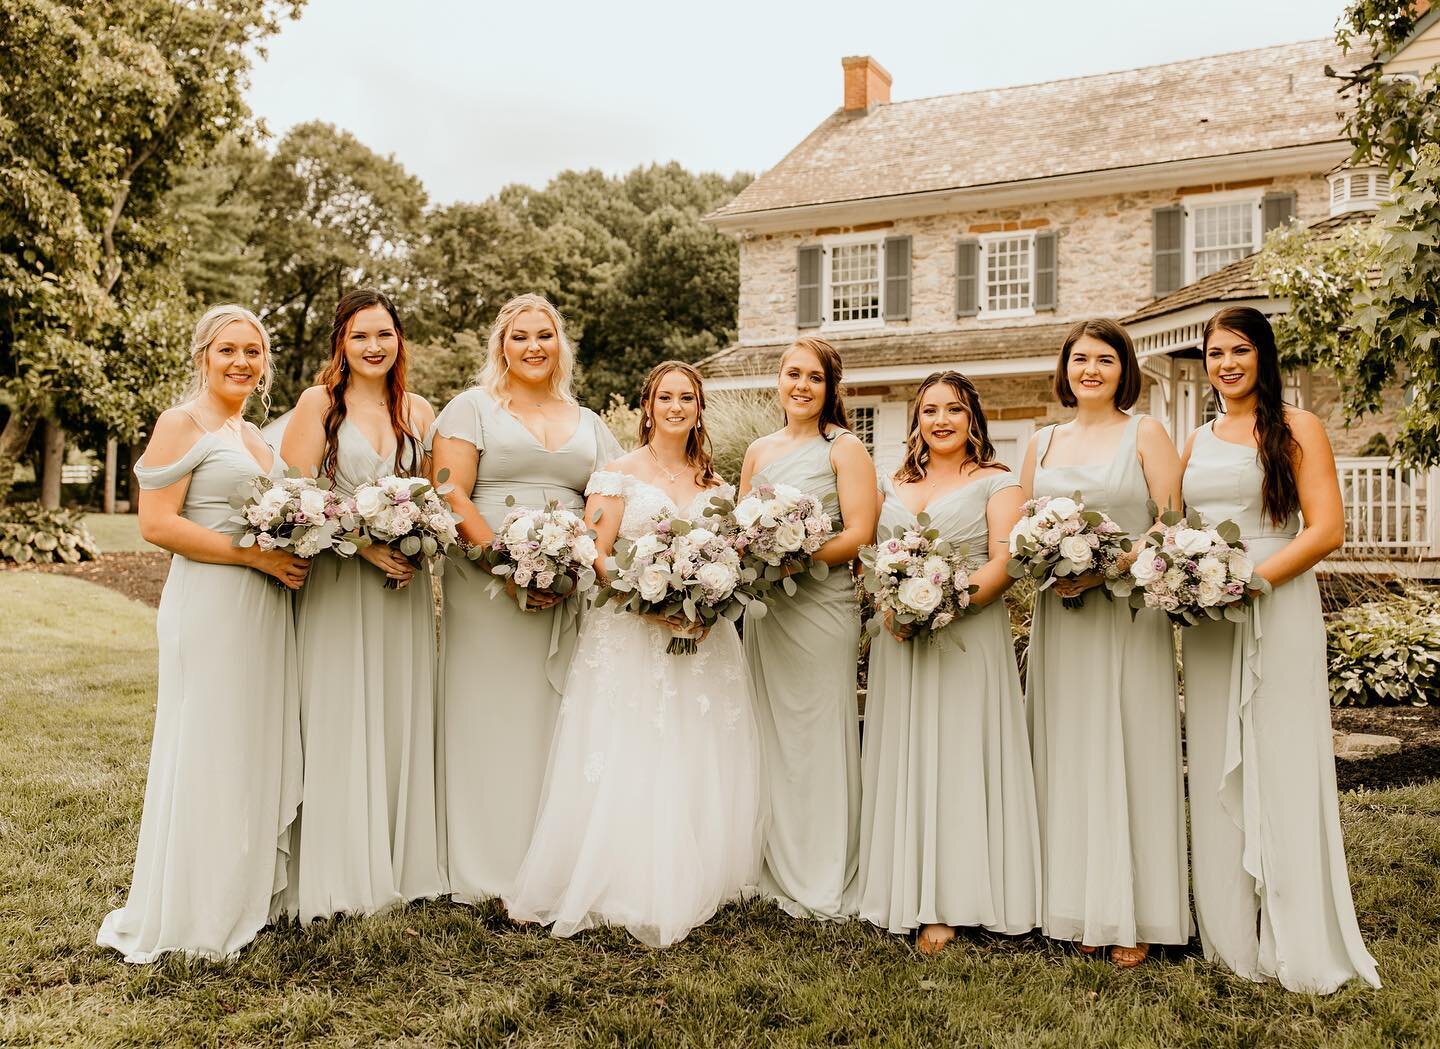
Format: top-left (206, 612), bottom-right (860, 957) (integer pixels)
top-left (506, 576), bottom-right (562, 611)
top-left (883, 609), bottom-right (915, 641)
top-left (360, 542), bottom-right (416, 588)
top-left (1053, 571), bottom-right (1104, 599)
top-left (248, 548), bottom-right (311, 590)
top-left (644, 612), bottom-right (710, 643)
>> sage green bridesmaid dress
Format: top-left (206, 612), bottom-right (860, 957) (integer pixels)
top-left (743, 432), bottom-right (862, 920)
top-left (288, 421), bottom-right (445, 923)
top-left (1026, 413), bottom-right (1191, 948)
top-left (857, 473), bottom-right (1041, 936)
top-left (98, 422), bottom-right (301, 962)
top-left (430, 387), bottom-right (621, 903)
top-left (1182, 421), bottom-right (1379, 993)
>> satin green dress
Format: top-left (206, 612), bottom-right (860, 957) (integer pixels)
top-left (743, 432), bottom-right (862, 920)
top-left (1025, 413), bottom-right (1191, 947)
top-left (857, 473), bottom-right (1041, 935)
top-left (288, 421), bottom-right (445, 923)
top-left (1182, 421), bottom-right (1379, 993)
top-left (430, 388), bottom-right (621, 903)
top-left (98, 424), bottom-right (301, 962)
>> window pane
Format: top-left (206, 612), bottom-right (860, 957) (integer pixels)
top-left (1193, 202), bottom-right (1254, 278)
top-left (985, 236), bottom-right (1032, 312)
top-left (851, 406), bottom-right (876, 451)
top-left (829, 243), bottom-right (881, 322)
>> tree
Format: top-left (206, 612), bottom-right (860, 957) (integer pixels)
top-left (248, 121), bottom-right (427, 410)
top-left (0, 0), bottom-right (305, 501)
top-left (167, 134), bottom-right (268, 308)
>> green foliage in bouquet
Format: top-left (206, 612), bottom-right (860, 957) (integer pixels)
top-left (699, 488), bottom-right (829, 607)
top-left (1124, 503), bottom-right (1269, 627)
top-left (473, 493), bottom-right (599, 609)
top-left (1328, 589), bottom-right (1440, 707)
top-left (0, 503), bottom-right (100, 565)
top-left (859, 511), bottom-right (978, 647)
top-left (1005, 490), bottom-right (1132, 610)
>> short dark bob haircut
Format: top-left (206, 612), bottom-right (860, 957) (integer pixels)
top-left (1053, 318), bottom-right (1141, 411)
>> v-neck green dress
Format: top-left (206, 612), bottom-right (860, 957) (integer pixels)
top-left (857, 472), bottom-right (1041, 935)
top-left (430, 387), bottom-right (621, 903)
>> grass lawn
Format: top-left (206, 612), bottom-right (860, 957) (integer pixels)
top-left (2, 572), bottom-right (1438, 1048)
top-left (81, 513), bottom-right (161, 554)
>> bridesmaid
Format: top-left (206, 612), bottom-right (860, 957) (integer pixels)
top-left (98, 305), bottom-right (306, 962)
top-left (281, 289), bottom-right (445, 922)
top-left (430, 293), bottom-right (621, 903)
top-left (1180, 306), bottom-right (1379, 993)
top-left (1019, 318), bottom-right (1191, 966)
top-left (857, 371), bottom-right (1041, 955)
top-left (738, 336), bottom-right (876, 920)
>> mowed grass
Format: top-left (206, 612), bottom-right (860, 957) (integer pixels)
top-left (81, 513), bottom-right (161, 554)
top-left (2, 573), bottom-right (1438, 1048)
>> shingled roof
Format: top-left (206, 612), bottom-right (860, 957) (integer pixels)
top-left (698, 323), bottom-right (1073, 380)
top-left (711, 39), bottom-right (1353, 221)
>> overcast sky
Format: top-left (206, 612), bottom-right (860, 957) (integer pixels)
top-left (244, 0), bottom-right (1346, 206)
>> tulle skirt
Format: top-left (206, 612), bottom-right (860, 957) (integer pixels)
top-left (505, 605), bottom-right (765, 947)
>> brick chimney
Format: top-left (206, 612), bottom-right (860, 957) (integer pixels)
top-left (842, 56), bottom-right (891, 113)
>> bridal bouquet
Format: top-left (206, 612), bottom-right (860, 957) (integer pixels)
top-left (343, 471), bottom-right (461, 588)
top-left (596, 514), bottom-right (760, 654)
top-left (230, 472), bottom-right (350, 560)
top-left (1119, 507), bottom-right (1267, 626)
top-left (477, 496), bottom-right (599, 607)
top-left (718, 482), bottom-right (834, 590)
top-left (859, 514), bottom-right (978, 644)
top-left (1006, 492), bottom-right (1133, 609)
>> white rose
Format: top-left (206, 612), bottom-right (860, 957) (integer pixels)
top-left (696, 560), bottom-right (738, 597)
top-left (259, 487), bottom-right (290, 516)
top-left (1197, 580), bottom-right (1225, 606)
top-left (921, 556), bottom-right (951, 583)
top-left (570, 534), bottom-right (597, 565)
top-left (771, 483), bottom-right (804, 505)
top-left (774, 521), bottom-right (806, 553)
top-left (1040, 496), bottom-right (1078, 523)
top-left (875, 549), bottom-right (911, 575)
top-left (1131, 554), bottom-right (1164, 585)
top-left (299, 487), bottom-right (328, 520)
top-left (1008, 516), bottom-right (1037, 551)
top-left (631, 533), bottom-right (667, 560)
top-left (638, 564), bottom-right (671, 603)
top-left (686, 527), bottom-right (717, 548)
top-left (503, 516), bottom-right (533, 548)
top-left (378, 475), bottom-right (412, 497)
top-left (537, 522), bottom-right (568, 556)
top-left (1058, 535), bottom-right (1093, 567)
top-left (896, 576), bottom-right (943, 615)
top-left (1228, 552), bottom-right (1254, 582)
top-left (733, 498), bottom-right (763, 528)
top-left (1196, 555), bottom-right (1226, 586)
top-left (1174, 527), bottom-right (1214, 556)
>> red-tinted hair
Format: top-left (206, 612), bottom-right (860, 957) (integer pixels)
top-left (317, 289), bottom-right (416, 479)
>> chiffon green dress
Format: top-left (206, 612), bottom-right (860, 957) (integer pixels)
top-left (287, 421), bottom-right (445, 923)
top-left (857, 473), bottom-right (1041, 936)
top-left (743, 432), bottom-right (863, 920)
top-left (430, 387), bottom-right (621, 903)
top-left (1182, 421), bottom-right (1379, 993)
top-left (98, 422), bottom-right (301, 962)
top-left (1025, 413), bottom-right (1191, 947)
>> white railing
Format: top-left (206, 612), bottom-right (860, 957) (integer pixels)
top-left (1335, 457), bottom-right (1439, 558)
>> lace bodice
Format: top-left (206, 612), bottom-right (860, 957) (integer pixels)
top-left (586, 471), bottom-right (734, 540)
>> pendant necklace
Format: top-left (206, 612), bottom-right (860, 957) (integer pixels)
top-left (647, 444), bottom-right (684, 484)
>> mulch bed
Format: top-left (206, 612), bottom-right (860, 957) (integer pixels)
top-left (1, 552), bottom-right (169, 607)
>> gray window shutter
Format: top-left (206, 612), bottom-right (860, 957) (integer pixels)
top-left (955, 239), bottom-right (980, 317)
top-left (796, 245), bottom-right (822, 328)
top-left (1033, 230), bottom-right (1057, 311)
top-left (1152, 205), bottom-right (1184, 297)
top-left (1262, 191), bottom-right (1297, 235)
top-left (883, 235), bottom-right (911, 321)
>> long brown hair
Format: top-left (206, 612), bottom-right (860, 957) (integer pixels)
top-left (638, 360), bottom-right (718, 487)
top-left (894, 371), bottom-right (1006, 484)
top-left (317, 289), bottom-right (416, 480)
top-left (781, 336), bottom-right (850, 439)
top-left (1203, 306), bottom-right (1299, 527)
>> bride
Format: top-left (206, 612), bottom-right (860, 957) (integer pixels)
top-left (504, 360), bottom-right (765, 947)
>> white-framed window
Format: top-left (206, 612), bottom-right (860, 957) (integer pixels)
top-left (1183, 191), bottom-right (1261, 282)
top-left (822, 234), bottom-right (883, 330)
top-left (849, 404), bottom-right (877, 452)
top-left (979, 231), bottom-right (1035, 318)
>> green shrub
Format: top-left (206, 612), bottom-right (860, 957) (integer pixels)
top-left (0, 503), bottom-right (101, 565)
top-left (1327, 588), bottom-right (1440, 706)
top-left (706, 388), bottom-right (778, 484)
top-left (598, 395), bottom-right (642, 454)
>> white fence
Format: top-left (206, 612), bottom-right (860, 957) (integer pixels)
top-left (1335, 457), bottom-right (1439, 559)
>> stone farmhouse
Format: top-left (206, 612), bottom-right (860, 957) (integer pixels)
top-left (698, 30), bottom-right (1440, 571)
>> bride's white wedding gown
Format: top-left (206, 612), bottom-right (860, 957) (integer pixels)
top-left (504, 471), bottom-right (765, 947)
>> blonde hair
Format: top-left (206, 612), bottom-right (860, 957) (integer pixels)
top-left (178, 304), bottom-right (273, 417)
top-left (477, 293), bottom-right (577, 410)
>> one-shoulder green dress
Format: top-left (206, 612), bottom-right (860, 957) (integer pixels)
top-left (98, 424), bottom-right (301, 962)
top-left (430, 388), bottom-right (621, 903)
top-left (288, 421), bottom-right (445, 922)
top-left (743, 433), bottom-right (862, 920)
top-left (1182, 421), bottom-right (1379, 993)
top-left (858, 472), bottom-right (1041, 935)
top-left (1026, 413), bottom-right (1191, 948)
